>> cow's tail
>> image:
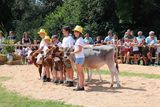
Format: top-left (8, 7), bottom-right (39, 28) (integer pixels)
top-left (116, 62), bottom-right (119, 73)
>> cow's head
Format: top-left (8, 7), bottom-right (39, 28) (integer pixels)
top-left (63, 47), bottom-right (74, 59)
top-left (36, 52), bottom-right (44, 65)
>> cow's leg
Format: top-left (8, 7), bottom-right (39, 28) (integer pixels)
top-left (86, 68), bottom-right (90, 82)
top-left (97, 69), bottom-right (102, 82)
top-left (89, 69), bottom-right (92, 82)
top-left (38, 64), bottom-right (42, 79)
top-left (107, 62), bottom-right (120, 88)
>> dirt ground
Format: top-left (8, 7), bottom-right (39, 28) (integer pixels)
top-left (0, 64), bottom-right (160, 107)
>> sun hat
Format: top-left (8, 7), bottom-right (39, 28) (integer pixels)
top-left (44, 36), bottom-right (51, 41)
top-left (37, 29), bottom-right (47, 35)
top-left (73, 25), bottom-right (83, 34)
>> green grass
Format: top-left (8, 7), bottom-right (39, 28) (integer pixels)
top-left (100, 70), bottom-right (160, 79)
top-left (0, 76), bottom-right (82, 107)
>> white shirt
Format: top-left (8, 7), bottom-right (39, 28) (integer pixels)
top-left (57, 42), bottom-right (62, 47)
top-left (74, 37), bottom-right (85, 58)
top-left (132, 42), bottom-right (139, 52)
top-left (62, 34), bottom-right (75, 48)
top-left (39, 38), bottom-right (45, 49)
top-left (42, 44), bottom-right (49, 56)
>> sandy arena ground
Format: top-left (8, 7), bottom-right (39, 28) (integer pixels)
top-left (0, 64), bottom-right (160, 107)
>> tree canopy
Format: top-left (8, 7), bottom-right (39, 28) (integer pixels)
top-left (1, 0), bottom-right (160, 40)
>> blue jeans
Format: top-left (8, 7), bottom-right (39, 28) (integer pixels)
top-left (75, 57), bottom-right (85, 65)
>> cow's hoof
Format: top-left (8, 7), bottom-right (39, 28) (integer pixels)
top-left (110, 84), bottom-right (114, 88)
top-left (116, 84), bottom-right (121, 88)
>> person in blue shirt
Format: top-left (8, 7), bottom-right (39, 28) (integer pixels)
top-left (83, 33), bottom-right (94, 45)
top-left (104, 30), bottom-right (113, 42)
top-left (145, 31), bottom-right (157, 46)
top-left (136, 31), bottom-right (145, 44)
top-left (145, 31), bottom-right (157, 65)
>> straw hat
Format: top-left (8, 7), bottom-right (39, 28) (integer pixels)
top-left (73, 25), bottom-right (83, 34)
top-left (37, 29), bottom-right (47, 35)
top-left (44, 36), bottom-right (51, 41)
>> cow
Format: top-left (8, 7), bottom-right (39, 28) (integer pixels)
top-left (27, 49), bottom-right (43, 79)
top-left (63, 45), bottom-right (120, 88)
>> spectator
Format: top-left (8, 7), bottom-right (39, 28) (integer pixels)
top-left (145, 31), bottom-right (157, 65)
top-left (155, 40), bottom-right (160, 65)
top-left (83, 33), bottom-right (94, 45)
top-left (136, 31), bottom-right (145, 44)
top-left (94, 36), bottom-right (102, 44)
top-left (8, 31), bottom-right (16, 44)
top-left (145, 31), bottom-right (157, 46)
top-left (131, 38), bottom-right (140, 64)
top-left (112, 33), bottom-right (118, 44)
top-left (32, 39), bottom-right (39, 50)
top-left (104, 30), bottom-right (113, 43)
top-left (124, 29), bottom-right (135, 42)
top-left (0, 31), bottom-right (5, 51)
top-left (21, 32), bottom-right (31, 45)
top-left (123, 38), bottom-right (132, 64)
top-left (51, 35), bottom-right (62, 47)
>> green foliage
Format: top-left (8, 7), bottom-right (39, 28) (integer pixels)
top-left (43, 0), bottom-right (118, 39)
top-left (2, 0), bottom-right (160, 39)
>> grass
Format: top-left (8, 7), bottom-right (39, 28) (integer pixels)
top-left (0, 76), bottom-right (82, 107)
top-left (99, 70), bottom-right (160, 79)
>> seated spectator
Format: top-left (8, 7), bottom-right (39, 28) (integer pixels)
top-left (112, 33), bottom-right (118, 44)
top-left (131, 38), bottom-right (140, 64)
top-left (21, 32), bottom-right (31, 45)
top-left (8, 31), bottom-right (16, 44)
top-left (0, 31), bottom-right (5, 51)
top-left (136, 31), bottom-right (145, 56)
top-left (83, 33), bottom-right (94, 45)
top-left (123, 38), bottom-right (132, 64)
top-left (123, 29), bottom-right (135, 42)
top-left (94, 36), bottom-right (102, 44)
top-left (145, 31), bottom-right (157, 46)
top-left (51, 35), bottom-right (62, 47)
top-left (141, 42), bottom-right (149, 65)
top-left (104, 30), bottom-right (113, 43)
top-left (136, 31), bottom-right (145, 44)
top-left (155, 40), bottom-right (160, 64)
top-left (145, 31), bottom-right (157, 64)
top-left (117, 39), bottom-right (125, 63)
top-left (32, 39), bottom-right (39, 50)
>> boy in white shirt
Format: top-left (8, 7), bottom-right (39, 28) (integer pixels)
top-left (62, 26), bottom-right (75, 87)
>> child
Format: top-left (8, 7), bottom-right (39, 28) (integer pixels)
top-left (123, 38), bottom-right (131, 64)
top-left (131, 38), bottom-right (140, 64)
top-left (155, 40), bottom-right (160, 64)
top-left (117, 39), bottom-right (125, 63)
top-left (94, 36), bottom-right (102, 45)
top-left (141, 42), bottom-right (149, 65)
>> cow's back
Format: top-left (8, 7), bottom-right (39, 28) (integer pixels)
top-left (83, 45), bottom-right (115, 69)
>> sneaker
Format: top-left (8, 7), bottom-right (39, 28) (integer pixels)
top-left (53, 80), bottom-right (59, 84)
top-left (58, 80), bottom-right (64, 84)
top-left (73, 87), bottom-right (85, 91)
top-left (47, 78), bottom-right (51, 82)
top-left (66, 81), bottom-right (74, 87)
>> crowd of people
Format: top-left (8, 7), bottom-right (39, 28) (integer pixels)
top-left (0, 28), bottom-right (160, 65)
